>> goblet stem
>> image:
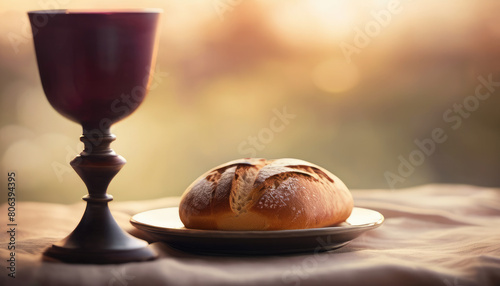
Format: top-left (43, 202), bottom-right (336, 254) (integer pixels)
top-left (43, 129), bottom-right (158, 263)
top-left (73, 130), bottom-right (125, 199)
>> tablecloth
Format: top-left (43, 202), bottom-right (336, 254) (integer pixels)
top-left (1, 184), bottom-right (499, 286)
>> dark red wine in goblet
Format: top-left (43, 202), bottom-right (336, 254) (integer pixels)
top-left (28, 9), bottom-right (162, 264)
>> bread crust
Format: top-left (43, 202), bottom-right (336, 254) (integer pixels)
top-left (179, 158), bottom-right (353, 230)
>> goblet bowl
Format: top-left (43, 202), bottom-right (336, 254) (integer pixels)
top-left (30, 10), bottom-right (160, 130)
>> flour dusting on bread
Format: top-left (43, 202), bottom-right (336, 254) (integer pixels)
top-left (179, 158), bottom-right (353, 230)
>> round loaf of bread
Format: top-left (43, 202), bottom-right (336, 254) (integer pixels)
top-left (179, 158), bottom-right (353, 230)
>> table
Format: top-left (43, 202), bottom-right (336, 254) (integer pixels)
top-left (1, 184), bottom-right (499, 286)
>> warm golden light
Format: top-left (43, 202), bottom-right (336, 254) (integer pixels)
top-left (1, 0), bottom-right (500, 203)
top-left (311, 58), bottom-right (360, 94)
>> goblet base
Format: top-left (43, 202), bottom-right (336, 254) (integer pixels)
top-left (43, 243), bottom-right (157, 264)
top-left (42, 197), bottom-right (158, 264)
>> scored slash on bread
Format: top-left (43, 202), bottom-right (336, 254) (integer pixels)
top-left (179, 158), bottom-right (354, 230)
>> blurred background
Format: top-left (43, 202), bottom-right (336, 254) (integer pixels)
top-left (1, 0), bottom-right (500, 204)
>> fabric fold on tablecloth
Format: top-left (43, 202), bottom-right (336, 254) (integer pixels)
top-left (1, 184), bottom-right (499, 286)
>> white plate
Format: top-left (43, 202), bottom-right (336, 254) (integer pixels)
top-left (131, 207), bottom-right (384, 255)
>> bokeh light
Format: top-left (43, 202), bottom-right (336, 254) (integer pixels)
top-left (311, 57), bottom-right (360, 94)
top-left (1, 0), bottom-right (500, 204)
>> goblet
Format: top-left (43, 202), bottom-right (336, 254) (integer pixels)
top-left (28, 9), bottom-right (162, 263)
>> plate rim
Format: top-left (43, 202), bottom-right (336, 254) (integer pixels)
top-left (130, 206), bottom-right (384, 238)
